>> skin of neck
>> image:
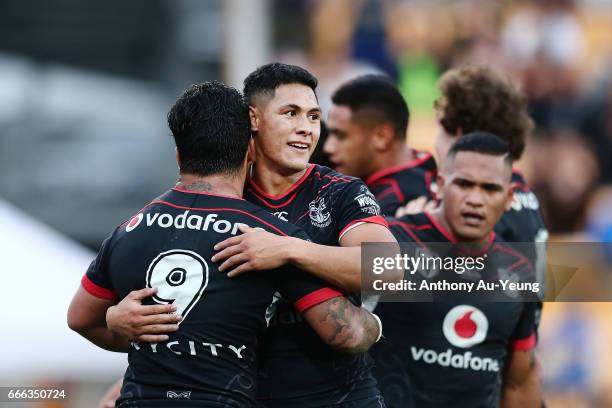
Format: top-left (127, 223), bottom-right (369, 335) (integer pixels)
top-left (176, 171), bottom-right (246, 198)
top-left (251, 159), bottom-right (309, 196)
top-left (367, 142), bottom-right (415, 179)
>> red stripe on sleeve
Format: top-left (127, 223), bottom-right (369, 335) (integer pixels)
top-left (511, 333), bottom-right (536, 350)
top-left (338, 215), bottom-right (389, 240)
top-left (81, 274), bottom-right (118, 301)
top-left (294, 287), bottom-right (343, 313)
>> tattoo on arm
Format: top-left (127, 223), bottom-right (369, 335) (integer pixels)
top-left (528, 350), bottom-right (537, 371)
top-left (317, 297), bottom-right (379, 354)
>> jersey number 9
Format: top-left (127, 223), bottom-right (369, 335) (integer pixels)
top-left (145, 249), bottom-right (209, 325)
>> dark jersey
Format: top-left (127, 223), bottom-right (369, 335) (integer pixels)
top-left (369, 156), bottom-right (547, 243)
top-left (496, 171), bottom-right (548, 243)
top-left (365, 150), bottom-right (437, 216)
top-left (372, 213), bottom-right (539, 408)
top-left (496, 171), bottom-right (549, 299)
top-left (82, 189), bottom-right (342, 408)
top-left (374, 162), bottom-right (548, 289)
top-left (245, 164), bottom-right (388, 407)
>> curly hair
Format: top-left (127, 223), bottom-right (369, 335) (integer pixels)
top-left (434, 65), bottom-right (534, 161)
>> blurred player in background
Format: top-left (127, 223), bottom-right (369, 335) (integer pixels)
top-left (323, 74), bottom-right (437, 216)
top-left (323, 67), bottom-right (547, 248)
top-left (68, 81), bottom-right (383, 407)
top-left (432, 65), bottom-right (547, 246)
top-left (373, 133), bottom-right (542, 407)
top-left (108, 63), bottom-right (400, 407)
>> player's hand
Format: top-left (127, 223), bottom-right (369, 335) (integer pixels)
top-left (98, 378), bottom-right (122, 408)
top-left (106, 287), bottom-right (182, 342)
top-left (395, 196), bottom-right (438, 217)
top-left (212, 225), bottom-right (291, 277)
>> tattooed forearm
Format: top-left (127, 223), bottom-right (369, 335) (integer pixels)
top-left (313, 297), bottom-right (380, 354)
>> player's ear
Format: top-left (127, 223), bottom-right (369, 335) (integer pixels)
top-left (175, 147), bottom-right (181, 170)
top-left (504, 181), bottom-right (516, 211)
top-left (247, 137), bottom-right (256, 163)
top-left (249, 106), bottom-right (260, 132)
top-left (240, 149), bottom-right (250, 179)
top-left (436, 173), bottom-right (445, 200)
top-left (373, 124), bottom-right (394, 151)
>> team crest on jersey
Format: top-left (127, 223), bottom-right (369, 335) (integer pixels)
top-left (309, 197), bottom-right (331, 228)
top-left (354, 186), bottom-right (380, 215)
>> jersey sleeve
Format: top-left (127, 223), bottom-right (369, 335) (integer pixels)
top-left (334, 180), bottom-right (389, 241)
top-left (272, 266), bottom-right (343, 313)
top-left (509, 302), bottom-right (539, 350)
top-left (81, 235), bottom-right (118, 301)
top-left (271, 228), bottom-right (343, 313)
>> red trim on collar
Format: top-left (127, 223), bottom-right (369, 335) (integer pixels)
top-left (248, 190), bottom-right (299, 209)
top-left (248, 164), bottom-right (315, 200)
top-left (424, 211), bottom-right (458, 244)
top-left (365, 151), bottom-right (433, 186)
top-left (424, 211), bottom-right (495, 252)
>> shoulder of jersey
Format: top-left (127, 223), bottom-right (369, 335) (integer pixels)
top-left (115, 190), bottom-right (300, 238)
top-left (389, 212), bottom-right (430, 228)
top-left (243, 202), bottom-right (301, 235)
top-left (489, 238), bottom-right (535, 275)
top-left (414, 149), bottom-right (437, 168)
top-left (311, 164), bottom-right (361, 185)
top-left (386, 213), bottom-right (435, 242)
top-left (511, 170), bottom-right (531, 192)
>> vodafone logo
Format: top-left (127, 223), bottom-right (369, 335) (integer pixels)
top-left (126, 213), bottom-right (144, 232)
top-left (442, 305), bottom-right (488, 348)
top-left (124, 210), bottom-right (264, 236)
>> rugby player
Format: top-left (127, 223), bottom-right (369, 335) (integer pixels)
top-left (322, 67), bottom-right (547, 249)
top-left (67, 81), bottom-right (383, 407)
top-left (323, 74), bottom-right (437, 216)
top-left (219, 63), bottom-right (399, 407)
top-left (432, 65), bottom-right (547, 245)
top-left (373, 133), bottom-right (542, 407)
top-left (105, 64), bottom-right (399, 407)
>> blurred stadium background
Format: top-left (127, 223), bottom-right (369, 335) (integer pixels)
top-left (1, 0), bottom-right (611, 406)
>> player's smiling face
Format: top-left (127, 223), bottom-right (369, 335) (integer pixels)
top-left (438, 151), bottom-right (513, 242)
top-left (324, 105), bottom-right (374, 179)
top-left (251, 83), bottom-right (321, 174)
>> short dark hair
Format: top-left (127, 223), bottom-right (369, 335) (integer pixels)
top-left (331, 75), bottom-right (409, 140)
top-left (435, 65), bottom-right (533, 161)
top-left (243, 62), bottom-right (318, 104)
top-left (447, 131), bottom-right (513, 168)
top-left (167, 81), bottom-right (251, 177)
